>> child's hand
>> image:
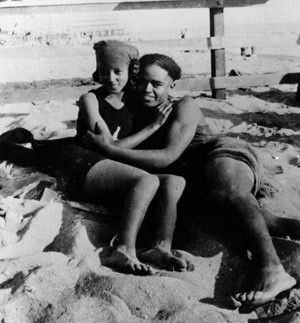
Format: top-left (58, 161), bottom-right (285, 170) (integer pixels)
top-left (153, 103), bottom-right (173, 127)
top-left (82, 123), bottom-right (113, 150)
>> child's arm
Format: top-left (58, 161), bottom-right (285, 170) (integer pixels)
top-left (78, 93), bottom-right (112, 139)
top-left (114, 103), bottom-right (172, 149)
top-left (83, 96), bottom-right (200, 170)
top-left (79, 92), bottom-right (172, 149)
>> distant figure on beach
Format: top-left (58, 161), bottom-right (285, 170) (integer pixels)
top-left (84, 52), bottom-right (300, 308)
top-left (180, 28), bottom-right (187, 39)
top-left (0, 40), bottom-right (194, 275)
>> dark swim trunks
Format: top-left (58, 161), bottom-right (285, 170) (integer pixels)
top-left (36, 138), bottom-right (105, 201)
top-left (205, 137), bottom-right (262, 195)
top-left (0, 131), bottom-right (102, 201)
top-left (38, 88), bottom-right (136, 201)
top-left (164, 136), bottom-right (262, 197)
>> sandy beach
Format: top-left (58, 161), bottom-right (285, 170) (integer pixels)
top-left (0, 1), bottom-right (300, 322)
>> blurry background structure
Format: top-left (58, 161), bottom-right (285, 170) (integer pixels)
top-left (1, 0), bottom-right (299, 99)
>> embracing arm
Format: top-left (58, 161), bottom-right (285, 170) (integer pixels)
top-left (78, 92), bottom-right (171, 149)
top-left (78, 93), bottom-right (112, 139)
top-left (85, 96), bottom-right (201, 170)
top-left (114, 103), bottom-right (173, 149)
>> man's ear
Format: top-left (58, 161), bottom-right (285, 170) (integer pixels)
top-left (170, 80), bottom-right (176, 89)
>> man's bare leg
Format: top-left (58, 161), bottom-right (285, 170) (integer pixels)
top-left (85, 160), bottom-right (159, 275)
top-left (139, 174), bottom-right (195, 272)
top-left (261, 209), bottom-right (300, 241)
top-left (205, 157), bottom-right (296, 306)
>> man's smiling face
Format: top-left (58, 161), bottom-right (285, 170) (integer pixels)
top-left (137, 64), bottom-right (174, 108)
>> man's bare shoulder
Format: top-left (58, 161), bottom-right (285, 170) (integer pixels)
top-left (171, 96), bottom-right (200, 124)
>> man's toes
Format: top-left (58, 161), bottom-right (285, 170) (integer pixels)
top-left (253, 291), bottom-right (266, 303)
top-left (246, 290), bottom-right (255, 302)
top-left (239, 292), bottom-right (248, 303)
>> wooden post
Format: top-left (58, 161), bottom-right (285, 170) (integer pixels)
top-left (296, 83), bottom-right (300, 104)
top-left (210, 2), bottom-right (226, 99)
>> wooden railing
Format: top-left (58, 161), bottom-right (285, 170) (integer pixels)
top-left (1, 0), bottom-right (299, 101)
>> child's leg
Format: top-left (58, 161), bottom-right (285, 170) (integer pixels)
top-left (140, 174), bottom-right (194, 271)
top-left (84, 159), bottom-right (159, 275)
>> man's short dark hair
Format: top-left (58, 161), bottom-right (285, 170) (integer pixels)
top-left (139, 54), bottom-right (181, 81)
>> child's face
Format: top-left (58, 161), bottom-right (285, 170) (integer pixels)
top-left (99, 63), bottom-right (129, 93)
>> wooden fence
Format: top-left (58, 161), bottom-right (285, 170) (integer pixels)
top-left (1, 0), bottom-right (300, 101)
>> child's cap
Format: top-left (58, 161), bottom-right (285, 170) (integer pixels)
top-left (94, 40), bottom-right (139, 70)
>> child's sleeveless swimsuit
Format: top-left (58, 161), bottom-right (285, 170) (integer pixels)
top-left (38, 88), bottom-right (135, 200)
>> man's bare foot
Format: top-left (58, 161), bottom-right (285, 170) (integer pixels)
top-left (139, 247), bottom-right (195, 272)
top-left (101, 247), bottom-right (154, 275)
top-left (233, 264), bottom-right (296, 307)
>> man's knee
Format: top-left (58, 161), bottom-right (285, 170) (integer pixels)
top-left (207, 189), bottom-right (260, 219)
top-left (207, 188), bottom-right (246, 206)
top-left (206, 157), bottom-right (255, 195)
top-left (207, 189), bottom-right (229, 204)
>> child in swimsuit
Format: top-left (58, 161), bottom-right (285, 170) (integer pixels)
top-left (0, 41), bottom-right (195, 275)
top-left (74, 40), bottom-right (195, 274)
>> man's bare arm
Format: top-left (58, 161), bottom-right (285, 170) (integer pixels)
top-left (85, 96), bottom-right (201, 170)
top-left (79, 93), bottom-right (172, 149)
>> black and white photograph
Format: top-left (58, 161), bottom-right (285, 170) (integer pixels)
top-left (0, 0), bottom-right (300, 321)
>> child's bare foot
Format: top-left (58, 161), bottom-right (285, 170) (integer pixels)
top-left (139, 247), bottom-right (195, 272)
top-left (171, 249), bottom-right (195, 271)
top-left (101, 247), bottom-right (154, 275)
top-left (233, 264), bottom-right (296, 307)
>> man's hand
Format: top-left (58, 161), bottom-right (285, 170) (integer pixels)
top-left (152, 103), bottom-right (173, 127)
top-left (82, 122), bottom-right (113, 151)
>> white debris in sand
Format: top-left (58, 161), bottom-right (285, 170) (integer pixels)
top-left (0, 200), bottom-right (63, 259)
